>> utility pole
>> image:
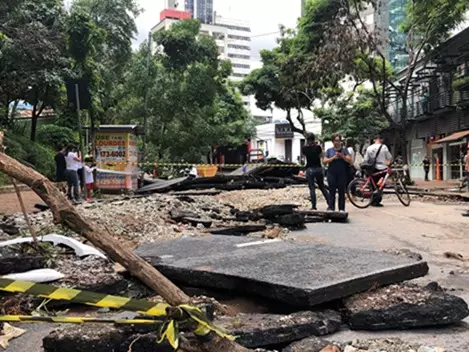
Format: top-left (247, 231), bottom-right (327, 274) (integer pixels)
top-left (143, 31), bottom-right (152, 162)
top-left (75, 83), bottom-right (84, 155)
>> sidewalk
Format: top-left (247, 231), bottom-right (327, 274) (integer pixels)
top-left (411, 179), bottom-right (460, 191)
top-left (409, 179), bottom-right (469, 200)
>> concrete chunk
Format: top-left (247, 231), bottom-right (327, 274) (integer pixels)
top-left (216, 310), bottom-right (341, 348)
top-left (344, 283), bottom-right (469, 330)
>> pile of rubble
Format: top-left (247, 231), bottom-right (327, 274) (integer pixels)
top-left (0, 188), bottom-right (335, 244)
top-left (0, 187), bottom-right (467, 352)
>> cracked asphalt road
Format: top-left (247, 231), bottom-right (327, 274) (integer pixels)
top-left (291, 198), bottom-right (469, 351)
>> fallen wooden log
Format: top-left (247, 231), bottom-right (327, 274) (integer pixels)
top-left (0, 147), bottom-right (250, 352)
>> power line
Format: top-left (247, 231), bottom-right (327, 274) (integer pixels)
top-left (250, 31), bottom-right (281, 39)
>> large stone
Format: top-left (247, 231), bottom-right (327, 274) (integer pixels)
top-left (0, 247), bottom-right (45, 275)
top-left (344, 283), bottom-right (469, 330)
top-left (136, 236), bottom-right (429, 308)
top-left (215, 310), bottom-right (341, 348)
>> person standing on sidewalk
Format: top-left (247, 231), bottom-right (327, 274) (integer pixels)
top-left (364, 135), bottom-right (393, 207)
top-left (65, 144), bottom-right (82, 202)
top-left (423, 156), bottom-right (430, 181)
top-left (324, 134), bottom-right (352, 212)
top-left (302, 133), bottom-right (329, 210)
top-left (54, 146), bottom-right (67, 192)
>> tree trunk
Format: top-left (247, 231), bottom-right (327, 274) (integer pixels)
top-left (0, 149), bottom-right (251, 352)
top-left (30, 97), bottom-right (38, 142)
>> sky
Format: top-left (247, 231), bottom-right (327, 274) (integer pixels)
top-left (134, 0), bottom-right (302, 62)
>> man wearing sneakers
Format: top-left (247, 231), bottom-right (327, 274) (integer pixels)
top-left (364, 135), bottom-right (393, 207)
top-left (302, 133), bottom-right (330, 210)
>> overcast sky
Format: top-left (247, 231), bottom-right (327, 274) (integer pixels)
top-left (135, 0), bottom-right (302, 62)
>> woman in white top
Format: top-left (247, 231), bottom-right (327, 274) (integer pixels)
top-left (64, 144), bottom-right (82, 201)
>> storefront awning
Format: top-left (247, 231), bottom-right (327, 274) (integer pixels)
top-left (436, 130), bottom-right (469, 144)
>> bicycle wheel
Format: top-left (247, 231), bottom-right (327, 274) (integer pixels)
top-left (394, 177), bottom-right (411, 206)
top-left (347, 177), bottom-right (374, 209)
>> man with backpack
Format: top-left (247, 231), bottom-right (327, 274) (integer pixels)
top-left (364, 135), bottom-right (393, 207)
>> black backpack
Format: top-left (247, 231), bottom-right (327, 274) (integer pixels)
top-left (361, 145), bottom-right (383, 173)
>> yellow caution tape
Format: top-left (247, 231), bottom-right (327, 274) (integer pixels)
top-left (92, 161), bottom-right (468, 168)
top-left (0, 278), bottom-right (234, 349)
top-left (0, 315), bottom-right (162, 325)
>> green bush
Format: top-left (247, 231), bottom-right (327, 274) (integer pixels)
top-left (37, 124), bottom-right (78, 151)
top-left (4, 133), bottom-right (56, 180)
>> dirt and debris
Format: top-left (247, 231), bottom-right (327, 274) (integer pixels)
top-left (0, 188), bottom-right (334, 244)
top-left (345, 284), bottom-right (433, 312)
top-left (285, 337), bottom-right (446, 352)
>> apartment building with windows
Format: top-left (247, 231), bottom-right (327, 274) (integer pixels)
top-left (386, 27), bottom-right (469, 180)
top-left (214, 14), bottom-right (251, 83)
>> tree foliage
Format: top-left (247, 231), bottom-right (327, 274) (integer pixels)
top-left (0, 0), bottom-right (255, 171)
top-left (108, 20), bottom-right (254, 163)
top-left (315, 89), bottom-right (389, 143)
top-left (0, 0), bottom-right (68, 140)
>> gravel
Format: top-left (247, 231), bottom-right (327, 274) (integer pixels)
top-left (1, 188), bottom-right (313, 244)
top-left (345, 284), bottom-right (433, 312)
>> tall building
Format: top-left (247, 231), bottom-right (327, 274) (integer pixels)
top-left (388, 0), bottom-right (408, 70)
top-left (185, 0), bottom-right (214, 24)
top-left (214, 14), bottom-right (251, 83)
top-left (361, 0), bottom-right (409, 71)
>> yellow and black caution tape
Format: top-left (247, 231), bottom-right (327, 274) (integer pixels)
top-left (0, 315), bottom-right (162, 325)
top-left (93, 161), bottom-right (468, 168)
top-left (0, 278), bottom-right (234, 349)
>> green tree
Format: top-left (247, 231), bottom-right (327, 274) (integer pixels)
top-left (0, 0), bottom-right (69, 140)
top-left (66, 0), bottom-right (141, 137)
top-left (118, 21), bottom-right (254, 162)
top-left (315, 89), bottom-right (389, 144)
top-left (240, 14), bottom-right (342, 136)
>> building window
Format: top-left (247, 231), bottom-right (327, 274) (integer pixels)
top-left (232, 63), bottom-right (251, 69)
top-left (228, 53), bottom-right (250, 60)
top-left (232, 73), bottom-right (248, 78)
top-left (218, 46), bottom-right (225, 54)
top-left (220, 24), bottom-right (251, 32)
top-left (228, 44), bottom-right (250, 51)
top-left (228, 34), bottom-right (250, 41)
top-left (212, 32), bottom-right (225, 40)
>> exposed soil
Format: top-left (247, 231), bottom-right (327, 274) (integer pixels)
top-left (0, 190), bottom-right (42, 215)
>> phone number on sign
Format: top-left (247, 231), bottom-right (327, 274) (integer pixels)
top-left (99, 150), bottom-right (126, 158)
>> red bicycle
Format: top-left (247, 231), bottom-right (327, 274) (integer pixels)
top-left (347, 167), bottom-right (411, 209)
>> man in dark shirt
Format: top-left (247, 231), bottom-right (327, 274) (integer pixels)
top-left (302, 133), bottom-right (330, 210)
top-left (423, 156), bottom-right (430, 181)
top-left (54, 146), bottom-right (67, 192)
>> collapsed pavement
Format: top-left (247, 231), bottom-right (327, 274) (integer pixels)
top-left (0, 186), bottom-right (468, 351)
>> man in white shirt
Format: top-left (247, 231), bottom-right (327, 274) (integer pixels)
top-left (364, 135), bottom-right (393, 206)
top-left (65, 145), bottom-right (83, 202)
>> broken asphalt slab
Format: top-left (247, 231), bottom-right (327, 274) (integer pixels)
top-left (344, 283), bottom-right (469, 330)
top-left (41, 310), bottom-right (340, 351)
top-left (215, 310), bottom-right (341, 348)
top-left (43, 324), bottom-right (171, 352)
top-left (136, 236), bottom-right (429, 307)
top-left (0, 247), bottom-right (45, 275)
